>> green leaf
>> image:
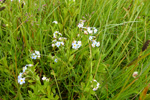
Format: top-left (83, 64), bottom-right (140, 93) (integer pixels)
top-left (41, 98), bottom-right (49, 100)
top-left (28, 80), bottom-right (34, 83)
top-left (29, 85), bottom-right (35, 90)
top-left (68, 54), bottom-right (74, 62)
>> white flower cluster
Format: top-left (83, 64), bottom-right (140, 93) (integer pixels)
top-left (18, 64), bottom-right (33, 85)
top-left (52, 31), bottom-right (67, 48)
top-left (42, 76), bottom-right (49, 81)
top-left (85, 27), bottom-right (98, 34)
top-left (89, 36), bottom-right (100, 47)
top-left (78, 20), bottom-right (97, 35)
top-left (78, 20), bottom-right (85, 28)
top-left (78, 19), bottom-right (100, 48)
top-left (91, 79), bottom-right (100, 91)
top-left (53, 31), bottom-right (62, 38)
top-left (31, 50), bottom-right (40, 59)
top-left (72, 40), bottom-right (82, 49)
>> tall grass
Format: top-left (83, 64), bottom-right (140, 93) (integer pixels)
top-left (0, 0), bottom-right (150, 99)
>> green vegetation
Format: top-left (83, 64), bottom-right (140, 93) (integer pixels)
top-left (0, 0), bottom-right (150, 99)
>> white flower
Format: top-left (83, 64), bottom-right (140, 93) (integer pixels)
top-left (84, 30), bottom-right (88, 35)
top-left (31, 53), bottom-right (37, 59)
top-left (52, 39), bottom-right (57, 42)
top-left (52, 44), bottom-right (55, 47)
top-left (87, 27), bottom-right (93, 34)
top-left (63, 37), bottom-right (67, 40)
top-left (78, 23), bottom-right (84, 28)
top-left (23, 66), bottom-right (27, 72)
top-left (88, 30), bottom-right (93, 34)
top-left (72, 43), bottom-right (78, 49)
top-left (132, 71), bottom-right (138, 78)
top-left (96, 42), bottom-right (100, 47)
top-left (35, 50), bottom-right (40, 55)
top-left (60, 42), bottom-right (64, 45)
top-left (58, 32), bottom-right (62, 36)
top-left (80, 20), bottom-right (85, 24)
top-left (93, 28), bottom-right (98, 34)
top-left (87, 27), bottom-right (91, 31)
top-left (59, 37), bottom-right (67, 40)
top-left (59, 37), bottom-right (62, 40)
top-left (91, 79), bottom-right (100, 91)
top-left (27, 64), bottom-right (33, 67)
top-left (53, 34), bottom-right (57, 38)
top-left (77, 41), bottom-right (81, 45)
top-left (42, 76), bottom-right (49, 81)
top-left (35, 50), bottom-right (40, 58)
top-left (55, 42), bottom-right (61, 47)
top-left (18, 72), bottom-right (23, 79)
top-left (52, 21), bottom-right (58, 24)
top-left (54, 58), bottom-right (58, 63)
top-left (89, 36), bottom-right (95, 41)
top-left (42, 76), bottom-right (47, 80)
top-left (92, 43), bottom-right (95, 47)
top-left (51, 56), bottom-right (54, 59)
top-left (92, 40), bottom-right (97, 44)
top-left (77, 41), bottom-right (82, 48)
top-left (54, 31), bottom-right (59, 34)
top-left (18, 77), bottom-right (25, 85)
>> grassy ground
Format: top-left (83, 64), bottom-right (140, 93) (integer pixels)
top-left (0, 0), bottom-right (150, 100)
